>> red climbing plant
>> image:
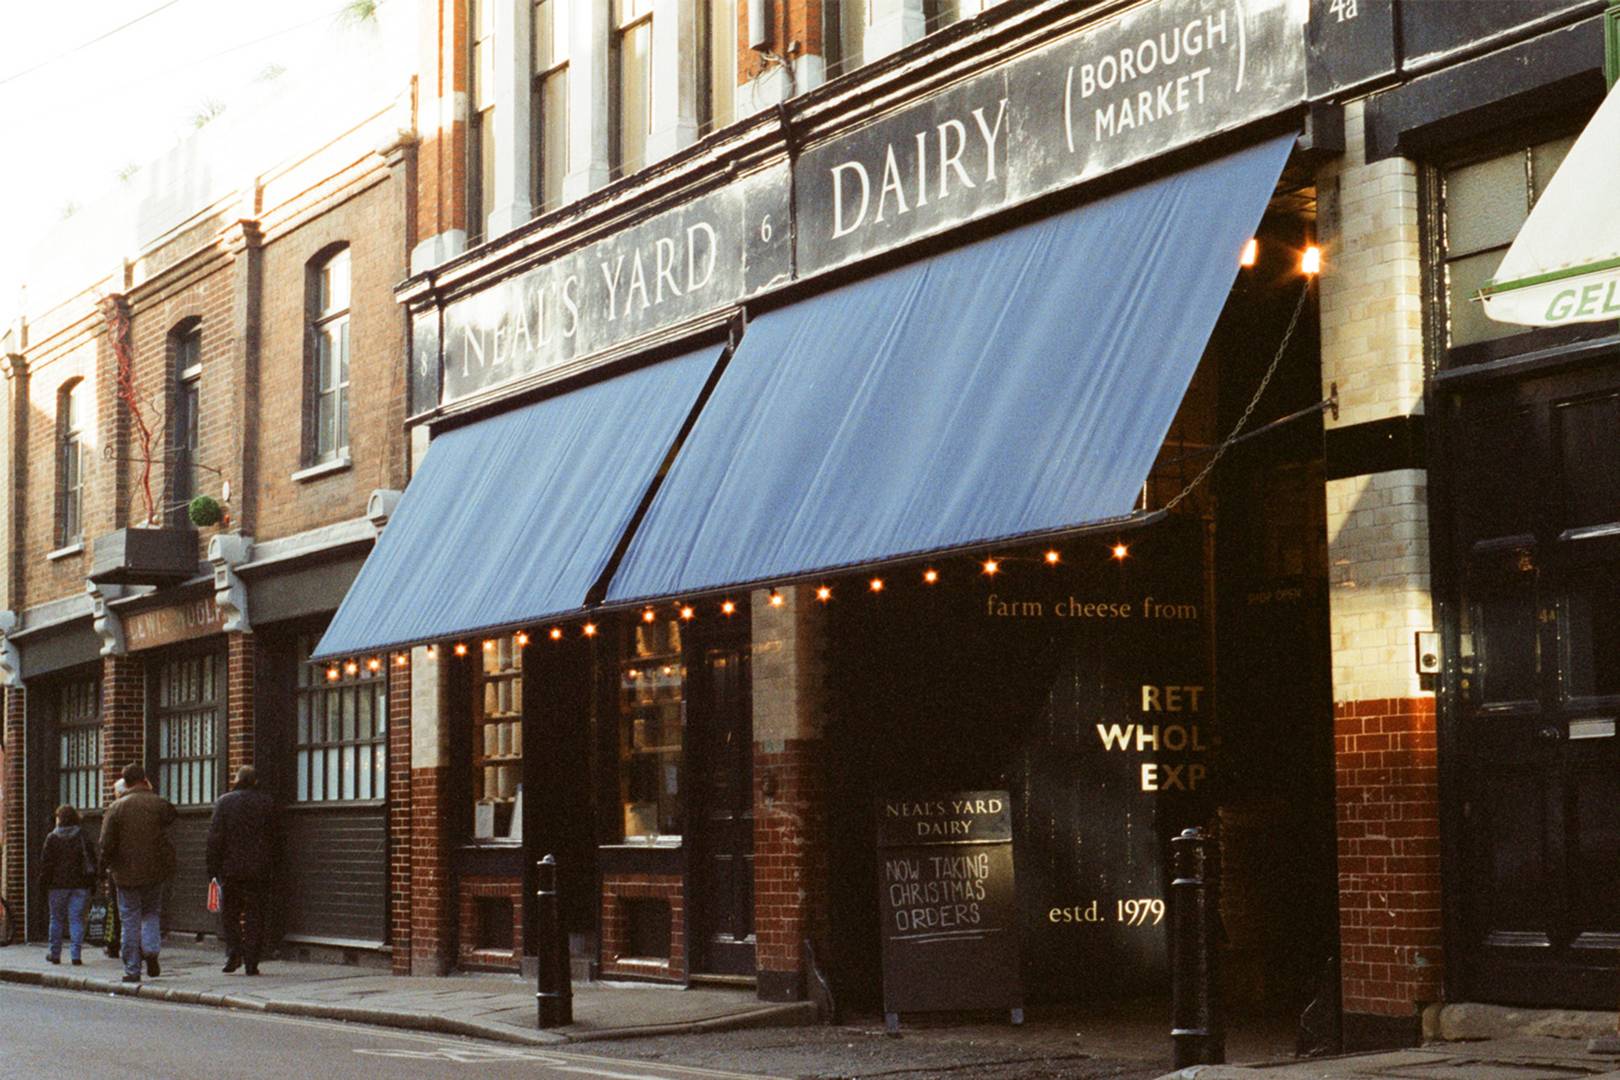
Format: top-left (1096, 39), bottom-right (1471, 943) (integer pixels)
top-left (99, 296), bottom-right (160, 525)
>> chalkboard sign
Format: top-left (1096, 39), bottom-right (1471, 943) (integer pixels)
top-left (876, 791), bottom-right (1023, 1030)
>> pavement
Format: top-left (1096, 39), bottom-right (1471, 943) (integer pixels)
top-left (0, 939), bottom-right (813, 1046)
top-left (2, 939), bottom-right (1617, 1080)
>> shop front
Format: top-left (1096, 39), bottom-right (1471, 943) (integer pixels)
top-left (319, 0), bottom-right (1336, 1013)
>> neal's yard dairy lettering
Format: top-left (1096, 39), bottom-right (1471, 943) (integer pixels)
top-left (421, 0), bottom-right (1308, 405)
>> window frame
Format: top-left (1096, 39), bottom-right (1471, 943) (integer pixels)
top-left (468, 0), bottom-right (497, 243)
top-left (611, 0), bottom-right (654, 179)
top-left (294, 633), bottom-right (388, 804)
top-left (615, 615), bottom-right (687, 845)
top-left (167, 322), bottom-right (203, 528)
top-left (151, 651), bottom-right (224, 808)
top-left (307, 246), bottom-right (353, 466)
top-left (697, 0), bottom-right (737, 136)
top-left (471, 635), bottom-right (523, 842)
top-left (532, 0), bottom-right (571, 213)
top-left (55, 677), bottom-right (102, 812)
top-left (55, 378), bottom-right (86, 549)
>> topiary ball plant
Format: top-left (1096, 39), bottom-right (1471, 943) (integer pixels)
top-left (188, 494), bottom-right (224, 528)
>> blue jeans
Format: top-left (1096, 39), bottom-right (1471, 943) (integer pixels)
top-left (115, 883), bottom-right (163, 978)
top-left (47, 888), bottom-right (89, 961)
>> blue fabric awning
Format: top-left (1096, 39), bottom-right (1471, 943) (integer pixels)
top-left (314, 347), bottom-right (720, 658)
top-left (606, 134), bottom-right (1295, 604)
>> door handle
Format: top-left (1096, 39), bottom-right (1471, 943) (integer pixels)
top-left (1534, 724), bottom-right (1562, 744)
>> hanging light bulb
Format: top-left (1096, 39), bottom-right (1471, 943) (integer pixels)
top-left (453, 642), bottom-right (468, 657)
top-left (982, 559), bottom-right (1000, 576)
top-left (394, 654), bottom-right (409, 668)
top-left (515, 631), bottom-right (530, 647)
top-left (1112, 542), bottom-right (1130, 561)
top-left (923, 568), bottom-right (939, 584)
top-left (642, 608), bottom-right (656, 623)
top-left (1045, 549), bottom-right (1061, 565)
top-left (366, 657), bottom-right (382, 673)
top-left (582, 622), bottom-right (598, 637)
top-left (721, 600), bottom-right (737, 615)
top-left (679, 605), bottom-right (695, 621)
top-left (1239, 237), bottom-right (1258, 268)
top-left (768, 590), bottom-right (785, 607)
top-left (815, 585), bottom-right (832, 602)
top-left (548, 627), bottom-right (564, 641)
top-left (325, 666), bottom-right (341, 682)
top-left (1301, 244), bottom-right (1321, 276)
top-left (869, 577), bottom-right (885, 592)
top-left (425, 644), bottom-right (439, 659)
top-left (344, 660), bottom-right (360, 676)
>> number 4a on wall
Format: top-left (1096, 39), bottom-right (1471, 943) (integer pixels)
top-left (1329, 0), bottom-right (1359, 21)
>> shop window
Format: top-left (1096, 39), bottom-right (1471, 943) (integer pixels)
top-left (307, 247), bottom-right (351, 465)
top-left (154, 654), bottom-right (222, 807)
top-left (295, 635), bottom-right (387, 802)
top-left (55, 678), bottom-right (101, 812)
top-left (532, 0), bottom-right (570, 213)
top-left (612, 0), bottom-right (653, 178)
top-left (169, 322), bottom-right (202, 526)
top-left (55, 379), bottom-right (85, 548)
top-left (468, 0), bottom-right (497, 241)
top-left (618, 618), bottom-right (684, 842)
top-left (822, 0), bottom-right (866, 79)
top-left (1440, 134), bottom-right (1575, 351)
top-left (698, 0), bottom-right (736, 135)
top-left (474, 635), bottom-right (523, 840)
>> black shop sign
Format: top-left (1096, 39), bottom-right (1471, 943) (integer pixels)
top-left (876, 791), bottom-right (1023, 1030)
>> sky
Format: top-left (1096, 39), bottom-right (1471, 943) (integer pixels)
top-left (0, 0), bottom-right (410, 326)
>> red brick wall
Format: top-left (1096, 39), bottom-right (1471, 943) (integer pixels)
top-left (102, 655), bottom-right (145, 801)
top-left (1335, 696), bottom-right (1443, 1018)
top-left (388, 654), bottom-right (413, 974)
top-left (2, 686), bottom-right (25, 929)
top-left (741, 0), bottom-right (825, 80)
top-left (254, 173), bottom-right (407, 543)
top-left (457, 874), bottom-right (525, 972)
top-left (410, 765), bottom-right (454, 974)
top-left (753, 738), bottom-right (825, 993)
top-left (226, 633), bottom-right (254, 775)
top-left (601, 874), bottom-right (685, 981)
top-left (417, 0), bottom-right (472, 245)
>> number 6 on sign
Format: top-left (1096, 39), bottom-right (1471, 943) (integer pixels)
top-left (1117, 898), bottom-right (1165, 926)
top-left (759, 215), bottom-right (773, 243)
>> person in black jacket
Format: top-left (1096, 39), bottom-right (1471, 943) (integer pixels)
top-left (39, 804), bottom-right (97, 965)
top-left (207, 765), bottom-right (276, 975)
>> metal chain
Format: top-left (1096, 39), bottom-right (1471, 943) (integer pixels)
top-left (1160, 281), bottom-right (1311, 514)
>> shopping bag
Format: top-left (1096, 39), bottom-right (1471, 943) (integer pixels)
top-left (85, 896), bottom-right (110, 946)
top-left (206, 878), bottom-right (222, 913)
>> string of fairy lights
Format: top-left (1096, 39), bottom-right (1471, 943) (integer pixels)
top-left (320, 239), bottom-right (1321, 682)
top-left (321, 539), bottom-right (1137, 682)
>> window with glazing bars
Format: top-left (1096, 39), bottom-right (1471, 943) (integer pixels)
top-left (56, 678), bottom-right (101, 812)
top-left (56, 380), bottom-right (85, 548)
top-left (532, 0), bottom-right (570, 212)
top-left (473, 636), bottom-right (522, 839)
top-left (310, 248), bottom-right (351, 463)
top-left (613, 0), bottom-right (653, 177)
top-left (296, 635), bottom-right (387, 802)
top-left (154, 654), bottom-right (222, 806)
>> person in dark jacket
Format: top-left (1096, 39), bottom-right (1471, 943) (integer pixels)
top-left (100, 763), bottom-right (179, 984)
top-left (39, 804), bottom-right (97, 965)
top-left (207, 765), bottom-right (276, 975)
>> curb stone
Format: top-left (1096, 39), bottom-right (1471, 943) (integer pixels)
top-left (0, 965), bottom-right (814, 1047)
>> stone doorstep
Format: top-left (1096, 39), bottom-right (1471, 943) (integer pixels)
top-left (1424, 1003), bottom-right (1619, 1044)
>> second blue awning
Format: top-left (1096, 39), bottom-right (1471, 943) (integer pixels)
top-left (606, 134), bottom-right (1296, 604)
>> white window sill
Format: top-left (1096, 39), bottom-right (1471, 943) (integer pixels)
top-left (292, 456), bottom-right (351, 483)
top-left (47, 542), bottom-right (84, 561)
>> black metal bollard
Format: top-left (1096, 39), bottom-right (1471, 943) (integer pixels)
top-left (536, 855), bottom-right (573, 1027)
top-left (1170, 827), bottom-right (1224, 1069)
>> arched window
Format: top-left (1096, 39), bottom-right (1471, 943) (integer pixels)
top-left (169, 320), bottom-right (203, 526)
top-left (55, 378), bottom-right (86, 547)
top-left (308, 246), bottom-right (352, 464)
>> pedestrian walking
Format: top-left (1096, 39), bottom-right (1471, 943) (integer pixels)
top-left (99, 763), bottom-right (177, 984)
top-left (206, 765), bottom-right (276, 976)
top-left (101, 778), bottom-right (126, 958)
top-left (38, 804), bottom-right (97, 965)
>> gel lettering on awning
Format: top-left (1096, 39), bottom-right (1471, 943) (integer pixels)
top-left (314, 347), bottom-right (720, 658)
top-left (1482, 84), bottom-right (1620, 327)
top-left (606, 134), bottom-right (1295, 604)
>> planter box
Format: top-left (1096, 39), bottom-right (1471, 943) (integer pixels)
top-left (90, 527), bottom-right (199, 585)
